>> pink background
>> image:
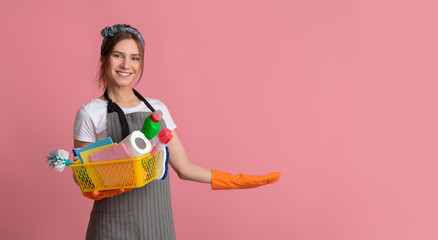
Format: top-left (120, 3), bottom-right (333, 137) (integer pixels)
top-left (1, 0), bottom-right (438, 239)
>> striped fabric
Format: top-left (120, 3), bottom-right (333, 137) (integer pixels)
top-left (86, 112), bottom-right (175, 240)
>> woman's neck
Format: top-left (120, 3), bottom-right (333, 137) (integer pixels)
top-left (104, 85), bottom-right (142, 108)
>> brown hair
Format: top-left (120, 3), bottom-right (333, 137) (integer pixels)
top-left (97, 24), bottom-right (145, 89)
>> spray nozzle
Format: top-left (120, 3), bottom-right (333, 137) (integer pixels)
top-left (158, 129), bottom-right (173, 144)
top-left (151, 110), bottom-right (163, 123)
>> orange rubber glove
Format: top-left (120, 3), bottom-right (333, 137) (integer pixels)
top-left (82, 188), bottom-right (133, 200)
top-left (211, 170), bottom-right (281, 190)
top-left (78, 143), bottom-right (133, 200)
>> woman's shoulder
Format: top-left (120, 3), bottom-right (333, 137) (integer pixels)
top-left (74, 98), bottom-right (108, 142)
top-left (81, 98), bottom-right (107, 111)
top-left (77, 98), bottom-right (108, 119)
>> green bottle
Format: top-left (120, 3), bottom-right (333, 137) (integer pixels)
top-left (141, 110), bottom-right (163, 140)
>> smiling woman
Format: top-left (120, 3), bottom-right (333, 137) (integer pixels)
top-left (72, 24), bottom-right (280, 240)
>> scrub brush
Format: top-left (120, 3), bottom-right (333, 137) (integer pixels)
top-left (46, 149), bottom-right (75, 172)
top-left (156, 146), bottom-right (170, 180)
top-left (162, 146), bottom-right (170, 180)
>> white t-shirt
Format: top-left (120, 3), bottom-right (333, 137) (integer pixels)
top-left (74, 98), bottom-right (177, 142)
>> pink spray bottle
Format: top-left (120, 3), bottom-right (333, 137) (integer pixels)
top-left (150, 129), bottom-right (173, 155)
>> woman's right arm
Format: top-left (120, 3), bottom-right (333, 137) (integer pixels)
top-left (74, 139), bottom-right (92, 148)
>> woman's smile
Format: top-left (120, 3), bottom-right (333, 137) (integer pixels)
top-left (116, 71), bottom-right (133, 77)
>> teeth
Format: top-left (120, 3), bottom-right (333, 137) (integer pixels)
top-left (118, 72), bottom-right (131, 76)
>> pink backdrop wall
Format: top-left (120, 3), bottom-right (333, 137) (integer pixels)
top-left (1, 0), bottom-right (438, 239)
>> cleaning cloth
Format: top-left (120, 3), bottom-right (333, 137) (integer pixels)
top-left (73, 137), bottom-right (114, 163)
top-left (90, 143), bottom-right (133, 162)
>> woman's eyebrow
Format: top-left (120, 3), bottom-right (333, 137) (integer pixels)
top-left (111, 50), bottom-right (125, 55)
top-left (112, 50), bottom-right (140, 56)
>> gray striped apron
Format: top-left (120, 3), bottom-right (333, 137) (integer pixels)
top-left (85, 90), bottom-right (176, 240)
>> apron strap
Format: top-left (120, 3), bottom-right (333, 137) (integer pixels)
top-left (133, 88), bottom-right (156, 112)
top-left (104, 88), bottom-right (155, 139)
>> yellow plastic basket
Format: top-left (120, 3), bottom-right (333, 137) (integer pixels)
top-left (71, 153), bottom-right (157, 192)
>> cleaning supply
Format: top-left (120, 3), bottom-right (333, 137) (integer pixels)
top-left (46, 149), bottom-right (75, 172)
top-left (90, 143), bottom-right (133, 162)
top-left (149, 129), bottom-right (172, 180)
top-left (155, 146), bottom-right (170, 180)
top-left (79, 143), bottom-right (117, 164)
top-left (73, 137), bottom-right (114, 163)
top-left (120, 130), bottom-right (152, 157)
top-left (46, 143), bottom-right (158, 194)
top-left (211, 170), bottom-right (281, 190)
top-left (141, 110), bottom-right (163, 140)
top-left (150, 129), bottom-right (173, 155)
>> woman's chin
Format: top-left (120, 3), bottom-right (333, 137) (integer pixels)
top-left (108, 79), bottom-right (135, 88)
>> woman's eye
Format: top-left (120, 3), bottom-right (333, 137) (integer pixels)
top-left (113, 54), bottom-right (122, 58)
top-left (132, 57), bottom-right (140, 61)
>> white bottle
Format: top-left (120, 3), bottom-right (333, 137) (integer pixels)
top-left (150, 129), bottom-right (173, 155)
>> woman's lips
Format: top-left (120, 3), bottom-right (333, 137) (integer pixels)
top-left (117, 71), bottom-right (132, 77)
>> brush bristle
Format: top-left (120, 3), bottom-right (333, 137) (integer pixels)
top-left (160, 146), bottom-right (170, 180)
top-left (46, 149), bottom-right (70, 172)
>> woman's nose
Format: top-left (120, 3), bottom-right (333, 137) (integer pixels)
top-left (120, 59), bottom-right (129, 69)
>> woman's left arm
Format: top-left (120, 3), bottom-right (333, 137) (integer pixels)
top-left (168, 131), bottom-right (281, 189)
top-left (167, 131), bottom-right (212, 183)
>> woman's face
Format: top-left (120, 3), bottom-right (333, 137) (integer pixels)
top-left (106, 39), bottom-right (142, 88)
